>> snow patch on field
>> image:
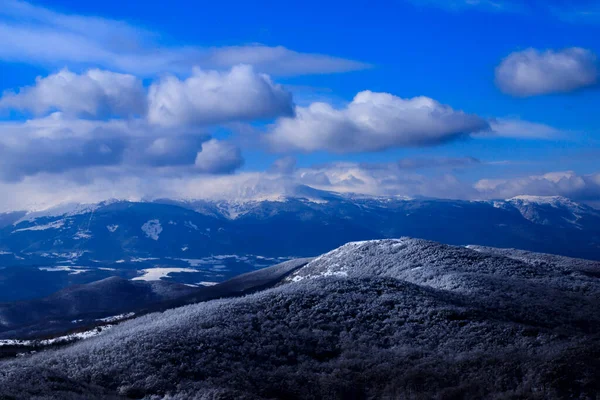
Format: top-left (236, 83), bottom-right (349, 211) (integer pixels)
top-left (180, 259), bottom-right (210, 267)
top-left (131, 257), bottom-right (159, 263)
top-left (96, 313), bottom-right (135, 323)
top-left (132, 268), bottom-right (198, 281)
top-left (13, 219), bottom-right (65, 232)
top-left (74, 231), bottom-right (92, 240)
top-left (14, 202), bottom-right (110, 224)
top-left (174, 254), bottom-right (290, 269)
top-left (185, 221), bottom-right (198, 230)
top-left (141, 219), bottom-right (162, 240)
top-left (39, 266), bottom-right (89, 275)
top-left (0, 321), bottom-right (125, 349)
top-left (39, 251), bottom-right (87, 261)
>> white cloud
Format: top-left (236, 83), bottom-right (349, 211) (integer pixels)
top-left (0, 113), bottom-right (215, 180)
top-left (0, 1), bottom-right (368, 76)
top-left (0, 171), bottom-right (271, 212)
top-left (0, 64), bottom-right (293, 178)
top-left (475, 171), bottom-right (600, 200)
top-left (293, 159), bottom-right (481, 198)
top-left (0, 114), bottom-right (126, 180)
top-left (129, 136), bottom-right (207, 168)
top-left (147, 65), bottom-right (294, 127)
top-left (0, 68), bottom-right (146, 118)
top-left (266, 91), bottom-right (489, 153)
top-left (1, 159), bottom-right (599, 212)
top-left (194, 139), bottom-right (244, 174)
top-left (0, 135), bottom-right (125, 181)
top-left (0, 65), bottom-right (295, 127)
top-left (0, 156), bottom-right (477, 211)
top-left (488, 118), bottom-right (566, 139)
top-left (198, 45), bottom-right (370, 76)
top-left (0, 164), bottom-right (459, 212)
top-left (495, 48), bottom-right (598, 96)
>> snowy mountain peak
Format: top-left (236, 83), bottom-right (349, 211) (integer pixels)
top-left (288, 238), bottom-right (452, 283)
top-left (14, 199), bottom-right (122, 225)
top-left (506, 195), bottom-right (587, 210)
top-left (288, 237), bottom-right (600, 296)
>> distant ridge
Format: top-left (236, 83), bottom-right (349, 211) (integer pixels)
top-left (1, 194), bottom-right (599, 264)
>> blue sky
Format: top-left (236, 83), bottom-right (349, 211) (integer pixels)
top-left (0, 0), bottom-right (599, 210)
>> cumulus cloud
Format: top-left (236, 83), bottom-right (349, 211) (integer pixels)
top-left (266, 91), bottom-right (489, 153)
top-left (148, 65), bottom-right (294, 127)
top-left (194, 139), bottom-right (244, 174)
top-left (0, 65), bottom-right (286, 181)
top-left (495, 48), bottom-right (599, 96)
top-left (0, 68), bottom-right (146, 118)
top-left (0, 136), bottom-right (125, 181)
top-left (128, 136), bottom-right (208, 168)
top-left (0, 65), bottom-right (294, 127)
top-left (0, 1), bottom-right (368, 76)
top-left (0, 113), bottom-right (216, 180)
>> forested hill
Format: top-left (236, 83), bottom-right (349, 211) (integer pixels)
top-left (1, 238), bottom-right (599, 399)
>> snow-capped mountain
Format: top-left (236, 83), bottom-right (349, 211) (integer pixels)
top-left (2, 193), bottom-right (600, 267)
top-left (1, 238), bottom-right (599, 399)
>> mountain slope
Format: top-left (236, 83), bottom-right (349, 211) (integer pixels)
top-left (0, 258), bottom-right (312, 340)
top-left (0, 277), bottom-right (195, 339)
top-left (1, 239), bottom-right (599, 399)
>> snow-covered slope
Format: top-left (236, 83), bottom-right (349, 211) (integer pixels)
top-left (0, 258), bottom-right (312, 340)
top-left (506, 195), bottom-right (599, 227)
top-left (0, 277), bottom-right (197, 339)
top-left (290, 238), bottom-right (600, 295)
top-left (1, 239), bottom-right (599, 399)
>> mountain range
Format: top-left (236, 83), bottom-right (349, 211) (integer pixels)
top-left (2, 191), bottom-right (599, 264)
top-left (1, 191), bottom-right (599, 305)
